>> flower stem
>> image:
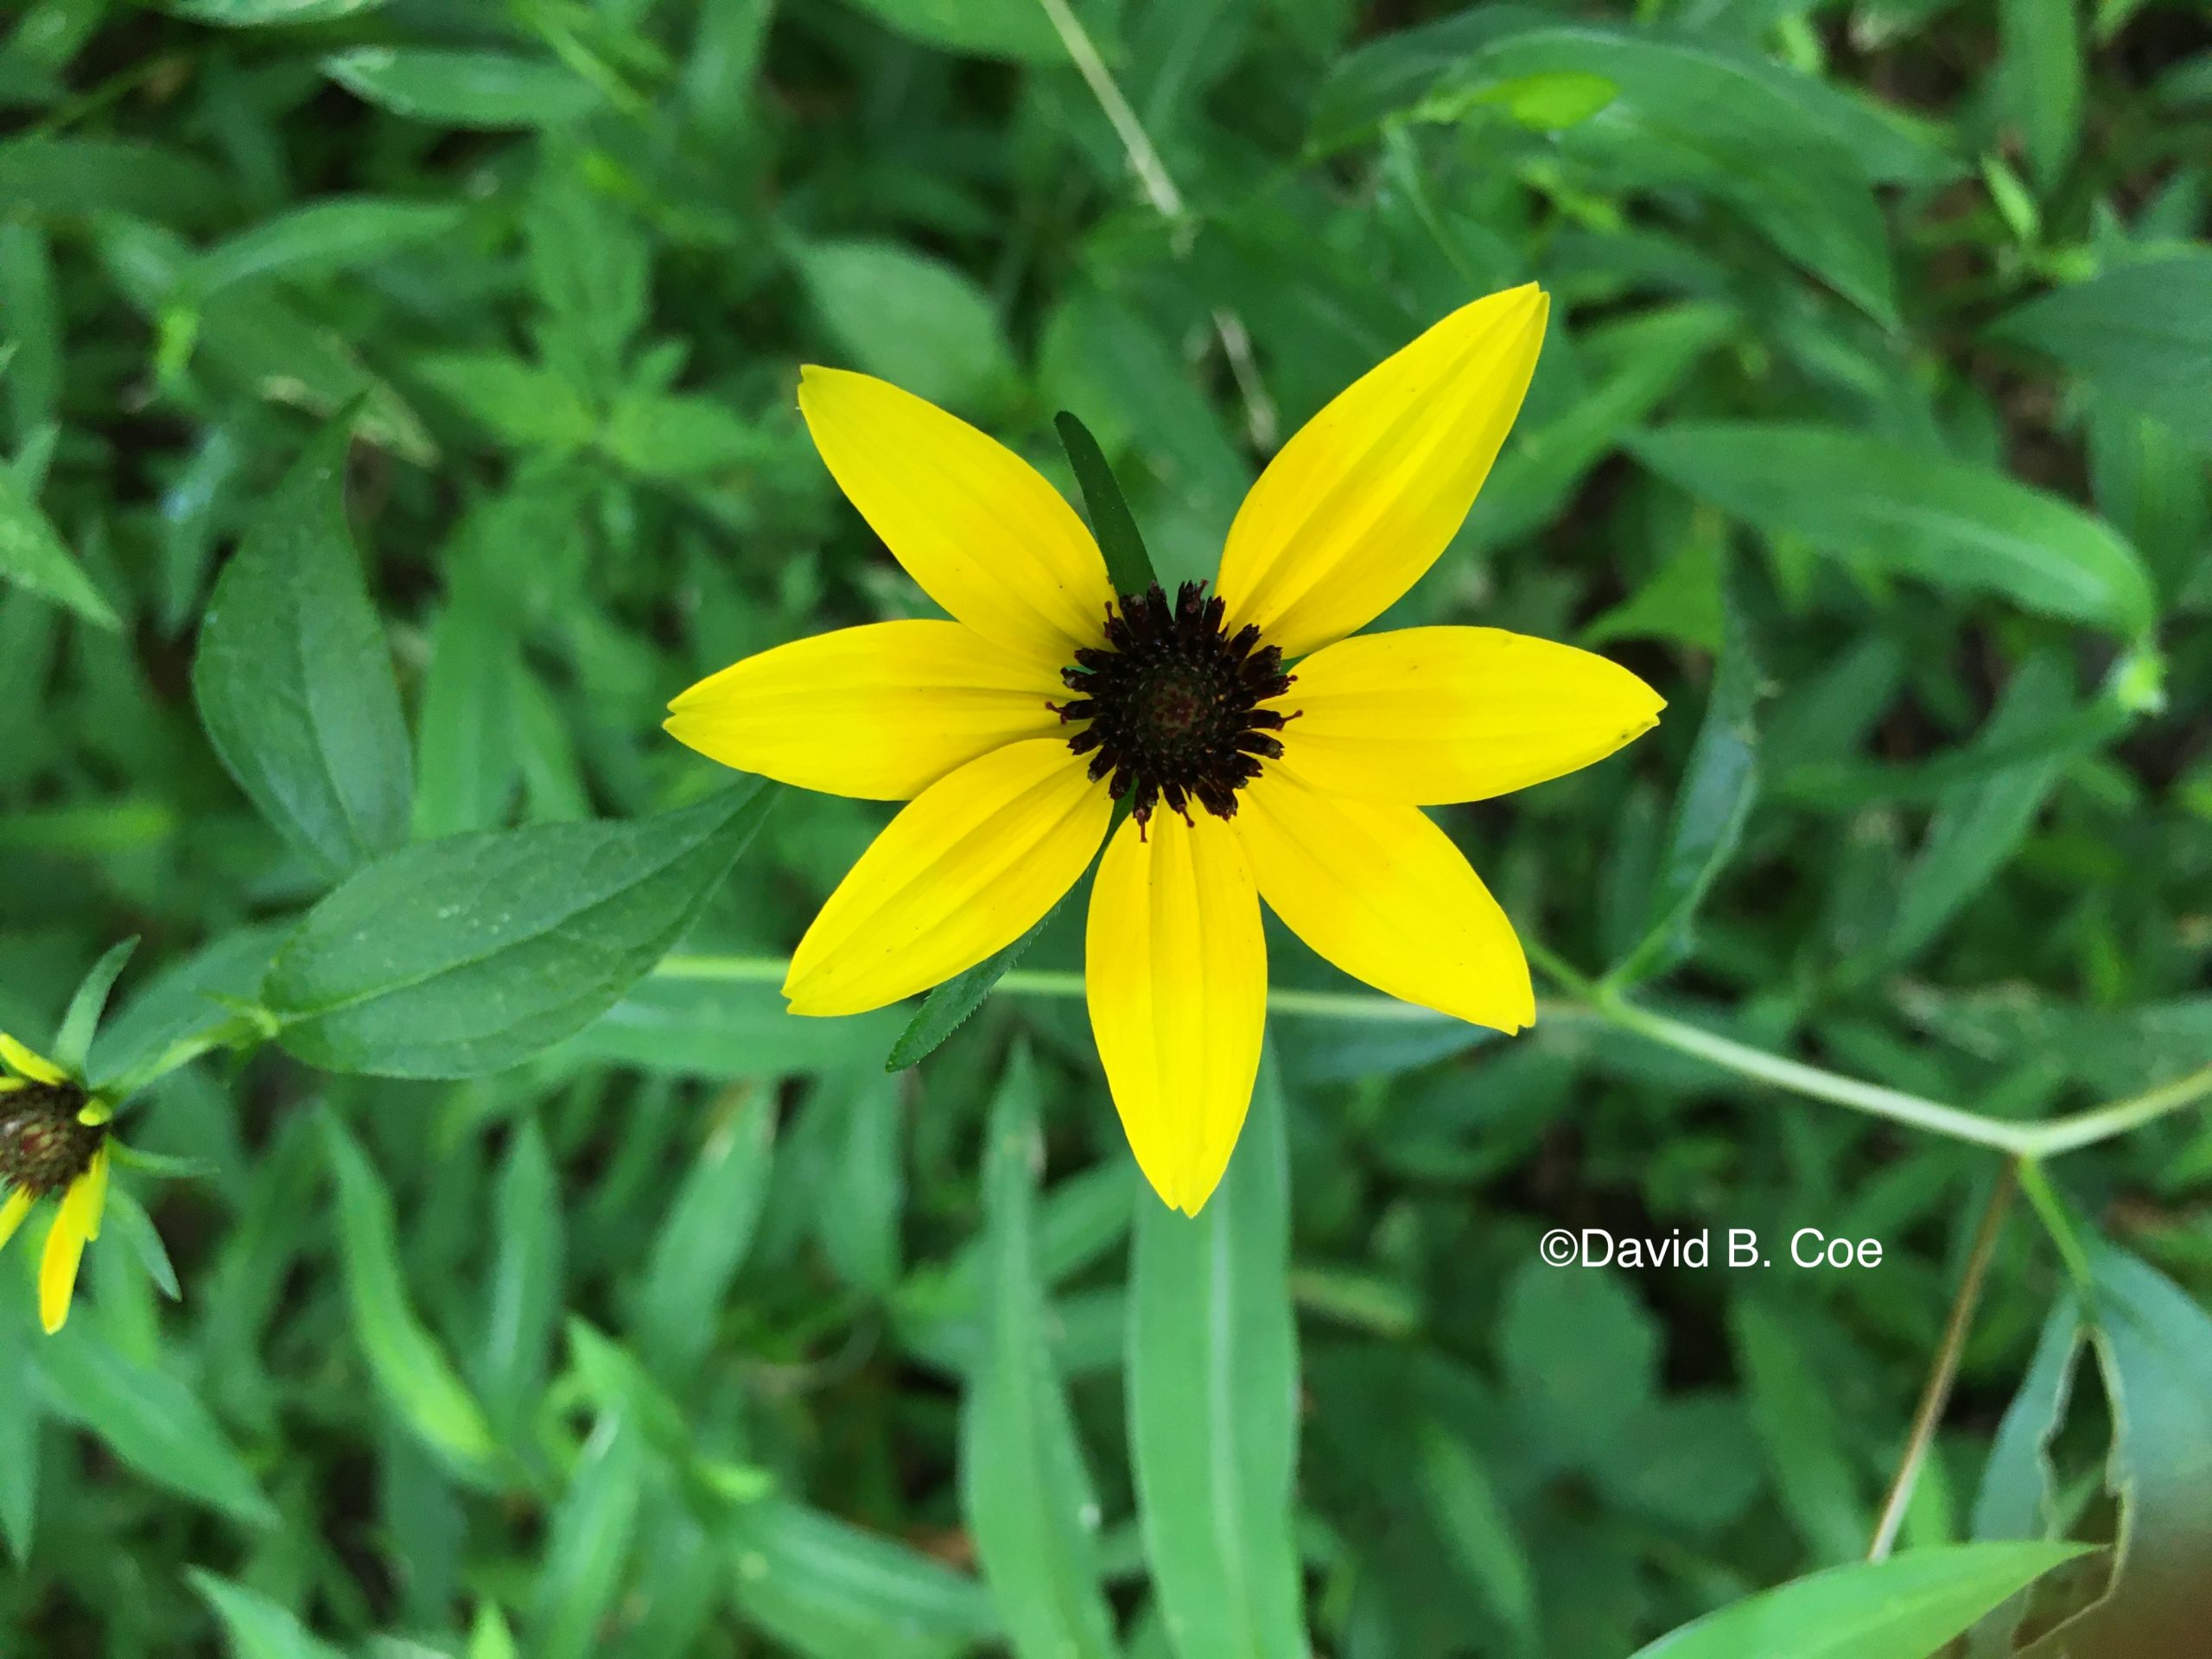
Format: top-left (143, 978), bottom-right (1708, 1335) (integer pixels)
top-left (1867, 1163), bottom-right (2018, 1561)
top-left (652, 951), bottom-right (2212, 1162)
top-left (1032, 0), bottom-right (1277, 447)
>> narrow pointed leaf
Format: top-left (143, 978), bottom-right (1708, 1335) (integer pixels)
top-left (960, 1043), bottom-right (1121, 1659)
top-left (1630, 1543), bottom-right (2087, 1659)
top-left (1058, 410), bottom-right (1160, 600)
top-left (1127, 1046), bottom-right (1307, 1659)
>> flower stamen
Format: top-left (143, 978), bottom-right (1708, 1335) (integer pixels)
top-left (1052, 581), bottom-right (1296, 834)
top-left (1, 1081), bottom-right (105, 1200)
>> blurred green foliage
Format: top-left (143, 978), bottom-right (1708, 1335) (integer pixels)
top-left (2, 1), bottom-right (2211, 1656)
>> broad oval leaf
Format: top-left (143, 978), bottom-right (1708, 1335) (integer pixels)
top-left (1632, 423), bottom-right (2157, 635)
top-left (1630, 1543), bottom-right (2087, 1659)
top-left (192, 419), bottom-right (414, 877)
top-left (265, 782), bottom-right (774, 1077)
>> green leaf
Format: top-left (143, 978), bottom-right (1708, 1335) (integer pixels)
top-left (264, 783), bottom-right (774, 1077)
top-left (0, 461), bottom-right (119, 628)
top-left (603, 392), bottom-right (766, 478)
top-left (1414, 1422), bottom-right (1541, 1654)
top-left (1999, 0), bottom-right (2083, 191)
top-left (411, 557), bottom-right (523, 839)
top-left (54, 936), bottom-right (138, 1076)
top-left (1632, 423), bottom-right (2158, 634)
top-left (1317, 14), bottom-right (1951, 184)
top-left (0, 1339), bottom-right (40, 1560)
top-left (0, 221), bottom-right (61, 438)
top-left (322, 49), bottom-right (601, 130)
top-left (1471, 300), bottom-right (1736, 553)
top-left (569, 971), bottom-right (903, 1078)
top-left (527, 1415), bottom-right (648, 1659)
top-left (192, 418), bottom-right (414, 877)
top-left (0, 136), bottom-right (229, 227)
top-left (795, 238), bottom-right (1016, 412)
top-left (1127, 1047), bottom-right (1306, 1659)
top-left (1991, 251), bottom-right (2212, 446)
top-left (1730, 1300), bottom-right (1869, 1564)
top-left (959, 1043), bottom-right (1121, 1659)
top-left (467, 1605), bottom-right (520, 1659)
top-left (107, 1187), bottom-right (184, 1301)
top-left (321, 1114), bottom-right (499, 1478)
top-left (478, 1119), bottom-right (563, 1445)
top-left (1500, 1257), bottom-right (1660, 1464)
top-left (1313, 17), bottom-right (1953, 321)
top-left (1611, 563), bottom-right (1759, 987)
top-left (817, 1071), bottom-right (906, 1294)
top-left (416, 353), bottom-right (598, 451)
top-left (32, 1324), bottom-right (278, 1528)
top-left (837, 0), bottom-right (1064, 62)
top-left (1967, 1303), bottom-right (2084, 1657)
top-left (188, 1573), bottom-right (349, 1659)
top-left (1057, 410), bottom-right (1160, 600)
top-left (634, 1092), bottom-right (777, 1381)
top-left (174, 0), bottom-right (390, 22)
top-left (191, 198), bottom-right (463, 297)
top-left (723, 1498), bottom-right (1001, 1658)
top-left (887, 895), bottom-right (1065, 1071)
top-left (2017, 1244), bottom-right (2212, 1654)
top-left (1629, 1543), bottom-right (2087, 1659)
top-left (1884, 654), bottom-right (2073, 963)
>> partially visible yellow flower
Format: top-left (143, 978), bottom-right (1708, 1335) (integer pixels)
top-left (668, 283), bottom-right (1663, 1215)
top-left (1, 1032), bottom-right (114, 1333)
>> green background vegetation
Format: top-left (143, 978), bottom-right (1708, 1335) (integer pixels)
top-left (2, 0), bottom-right (2210, 1656)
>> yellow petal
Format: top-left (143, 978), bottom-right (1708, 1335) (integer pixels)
top-left (1236, 770), bottom-right (1532, 1032)
top-left (785, 738), bottom-right (1109, 1016)
top-left (798, 365), bottom-right (1116, 664)
top-left (1277, 626), bottom-right (1663, 804)
top-left (0, 1077), bottom-right (23, 1095)
top-left (40, 1163), bottom-right (103, 1334)
top-left (1084, 811), bottom-right (1267, 1216)
top-left (1216, 284), bottom-right (1548, 659)
top-left (0, 1189), bottom-right (31, 1254)
top-left (666, 620), bottom-right (1067, 801)
top-left (0, 1033), bottom-right (67, 1084)
top-left (83, 1145), bottom-right (111, 1243)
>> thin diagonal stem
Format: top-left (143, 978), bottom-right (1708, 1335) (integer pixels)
top-left (1033, 0), bottom-right (1278, 447)
top-left (1868, 1164), bottom-right (2018, 1560)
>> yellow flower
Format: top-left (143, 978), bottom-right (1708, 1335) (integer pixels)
top-left (668, 283), bottom-right (1662, 1214)
top-left (1, 1032), bottom-right (115, 1333)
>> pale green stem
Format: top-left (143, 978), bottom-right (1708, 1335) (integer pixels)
top-left (2015, 1158), bottom-right (2098, 1294)
top-left (652, 952), bottom-right (2212, 1161)
top-left (1033, 0), bottom-right (1278, 446)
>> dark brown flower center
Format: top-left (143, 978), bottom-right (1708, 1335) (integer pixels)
top-left (1, 1082), bottom-right (103, 1199)
top-left (1051, 581), bottom-right (1297, 832)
